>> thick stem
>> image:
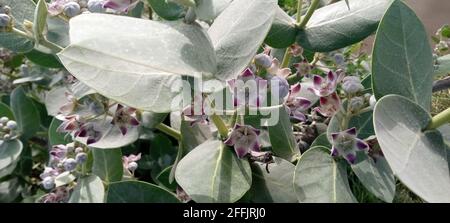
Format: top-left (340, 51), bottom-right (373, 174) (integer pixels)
top-left (210, 113), bottom-right (229, 139)
top-left (296, 0), bottom-right (303, 24)
top-left (297, 0), bottom-right (320, 29)
top-left (426, 107), bottom-right (450, 130)
top-left (155, 123), bottom-right (181, 141)
top-left (281, 48), bottom-right (292, 68)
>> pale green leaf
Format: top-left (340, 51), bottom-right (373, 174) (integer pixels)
top-left (69, 175), bottom-right (105, 203)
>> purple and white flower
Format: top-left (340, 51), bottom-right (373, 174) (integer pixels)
top-left (228, 68), bottom-right (267, 108)
top-left (314, 92), bottom-right (341, 117)
top-left (59, 92), bottom-right (77, 115)
top-left (330, 127), bottom-right (369, 164)
top-left (182, 95), bottom-right (208, 126)
top-left (308, 71), bottom-right (343, 97)
top-left (293, 59), bottom-right (311, 77)
top-left (267, 58), bottom-right (291, 78)
top-left (103, 0), bottom-right (138, 13)
top-left (224, 124), bottom-right (261, 158)
top-left (111, 104), bottom-right (140, 135)
top-left (74, 122), bottom-right (102, 145)
top-left (342, 76), bottom-right (364, 95)
top-left (284, 83), bottom-right (311, 122)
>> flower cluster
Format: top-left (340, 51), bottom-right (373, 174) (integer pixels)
top-left (40, 142), bottom-right (87, 190)
top-left (122, 153), bottom-right (141, 175)
top-left (0, 117), bottom-right (17, 140)
top-left (47, 0), bottom-right (138, 18)
top-left (224, 124), bottom-right (261, 158)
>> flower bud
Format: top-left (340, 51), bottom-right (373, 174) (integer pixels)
top-left (79, 0), bottom-right (88, 8)
top-left (75, 147), bottom-right (84, 154)
top-left (128, 161), bottom-right (138, 172)
top-left (254, 53), bottom-right (272, 69)
top-left (87, 0), bottom-right (106, 13)
top-left (342, 76), bottom-right (364, 95)
top-left (334, 53), bottom-right (345, 66)
top-left (0, 13), bottom-right (11, 28)
top-left (76, 152), bottom-right (88, 164)
top-left (0, 117), bottom-right (9, 124)
top-left (349, 97), bottom-right (364, 113)
top-left (63, 2), bottom-right (81, 18)
top-left (3, 134), bottom-right (10, 140)
top-left (369, 95), bottom-right (377, 110)
top-left (6, 120), bottom-right (17, 130)
top-left (66, 142), bottom-right (75, 153)
top-left (42, 176), bottom-right (55, 190)
top-left (63, 158), bottom-right (78, 171)
top-left (271, 76), bottom-right (289, 99)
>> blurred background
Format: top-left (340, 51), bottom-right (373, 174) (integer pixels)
top-left (407, 0), bottom-right (450, 38)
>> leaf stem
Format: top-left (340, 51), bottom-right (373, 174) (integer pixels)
top-left (155, 123), bottom-right (181, 141)
top-left (12, 27), bottom-right (63, 53)
top-left (296, 0), bottom-right (303, 24)
top-left (426, 107), bottom-right (450, 130)
top-left (210, 113), bottom-right (229, 139)
top-left (297, 0), bottom-right (320, 29)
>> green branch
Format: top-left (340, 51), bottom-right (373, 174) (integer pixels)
top-left (156, 123), bottom-right (181, 141)
top-left (426, 107), bottom-right (450, 130)
top-left (297, 0), bottom-right (320, 29)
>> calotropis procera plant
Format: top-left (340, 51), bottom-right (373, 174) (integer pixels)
top-left (0, 0), bottom-right (449, 203)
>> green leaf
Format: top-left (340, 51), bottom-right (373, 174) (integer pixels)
top-left (250, 157), bottom-right (297, 203)
top-left (310, 133), bottom-right (331, 148)
top-left (58, 14), bottom-right (217, 113)
top-left (33, 0), bottom-right (48, 45)
top-left (47, 17), bottom-right (69, 47)
top-left (194, 0), bottom-right (231, 21)
top-left (0, 139), bottom-right (23, 178)
top-left (156, 165), bottom-right (177, 191)
top-left (208, 0), bottom-right (277, 80)
top-left (372, 0), bottom-right (434, 111)
top-left (294, 146), bottom-right (357, 203)
top-left (267, 106), bottom-right (299, 162)
top-left (0, 102), bottom-right (14, 120)
top-left (351, 153), bottom-right (395, 203)
top-left (147, 0), bottom-right (184, 20)
top-left (0, 0), bottom-right (35, 52)
top-left (0, 178), bottom-right (23, 202)
top-left (69, 175), bottom-right (105, 203)
top-left (327, 110), bottom-right (374, 142)
top-left (48, 118), bottom-right (71, 145)
top-left (175, 140), bottom-right (252, 203)
top-left (265, 6), bottom-right (297, 48)
top-left (141, 112), bottom-right (167, 129)
top-left (10, 86), bottom-right (41, 139)
top-left (435, 54), bottom-right (450, 78)
top-left (92, 148), bottom-right (123, 184)
top-left (106, 181), bottom-right (180, 203)
top-left (373, 94), bottom-right (450, 202)
top-left (296, 0), bottom-right (393, 52)
top-left (25, 49), bottom-right (62, 68)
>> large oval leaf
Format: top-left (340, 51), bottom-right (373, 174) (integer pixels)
top-left (372, 0), bottom-right (434, 111)
top-left (208, 0), bottom-right (277, 80)
top-left (267, 106), bottom-right (299, 162)
top-left (175, 140), bottom-right (252, 203)
top-left (294, 146), bottom-right (357, 203)
top-left (351, 153), bottom-right (395, 203)
top-left (0, 139), bottom-right (23, 175)
top-left (92, 148), bottom-right (123, 184)
top-left (69, 175), bottom-right (105, 203)
top-left (58, 14), bottom-right (217, 112)
top-left (373, 95), bottom-right (450, 202)
top-left (195, 0), bottom-right (231, 22)
top-left (265, 7), bottom-right (297, 49)
top-left (250, 157), bottom-right (297, 203)
top-left (296, 0), bottom-right (393, 52)
top-left (0, 0), bottom-right (35, 52)
top-left (10, 86), bottom-right (41, 139)
top-left (106, 181), bottom-right (180, 203)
